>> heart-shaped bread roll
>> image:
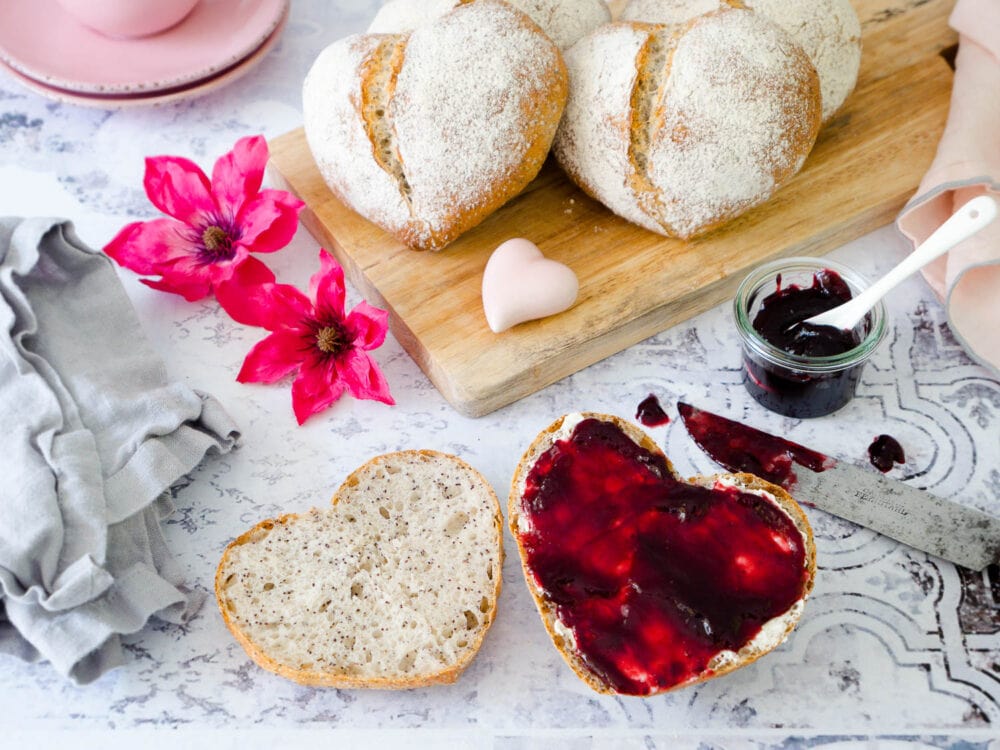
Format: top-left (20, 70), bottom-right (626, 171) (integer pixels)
top-left (553, 7), bottom-right (822, 240)
top-left (216, 450), bottom-right (503, 688)
top-left (369, 0), bottom-right (612, 51)
top-left (303, 0), bottom-right (568, 251)
top-left (508, 413), bottom-right (816, 696)
top-left (621, 0), bottom-right (861, 122)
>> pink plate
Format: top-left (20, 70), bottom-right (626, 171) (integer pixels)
top-left (0, 7), bottom-right (287, 109)
top-left (0, 0), bottom-right (287, 95)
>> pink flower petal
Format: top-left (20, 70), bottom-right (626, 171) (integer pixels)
top-left (211, 135), bottom-right (268, 218)
top-left (236, 330), bottom-right (304, 384)
top-left (104, 219), bottom-right (223, 301)
top-left (336, 349), bottom-right (395, 405)
top-left (236, 189), bottom-right (304, 255)
top-left (140, 274), bottom-right (212, 302)
top-left (228, 254), bottom-right (276, 286)
top-left (216, 277), bottom-right (276, 328)
top-left (345, 301), bottom-right (390, 350)
top-left (143, 155), bottom-right (215, 224)
top-left (310, 250), bottom-right (346, 317)
top-left (216, 263), bottom-right (313, 330)
top-left (291, 358), bottom-right (345, 424)
top-left (104, 218), bottom-right (186, 275)
top-left (146, 254), bottom-right (217, 301)
top-left (202, 252), bottom-right (265, 289)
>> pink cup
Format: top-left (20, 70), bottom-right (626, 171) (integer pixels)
top-left (56, 0), bottom-right (201, 39)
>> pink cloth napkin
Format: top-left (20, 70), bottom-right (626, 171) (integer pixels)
top-left (897, 0), bottom-right (1000, 376)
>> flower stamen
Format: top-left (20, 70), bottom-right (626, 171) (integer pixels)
top-left (316, 324), bottom-right (347, 356)
top-left (202, 225), bottom-right (231, 256)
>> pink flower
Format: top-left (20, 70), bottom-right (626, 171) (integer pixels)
top-left (217, 250), bottom-right (395, 424)
top-left (104, 135), bottom-right (304, 301)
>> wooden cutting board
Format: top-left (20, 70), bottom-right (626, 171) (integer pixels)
top-left (269, 0), bottom-right (956, 417)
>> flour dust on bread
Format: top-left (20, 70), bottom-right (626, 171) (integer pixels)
top-left (622, 0), bottom-right (861, 122)
top-left (303, 0), bottom-right (568, 251)
top-left (369, 0), bottom-right (612, 50)
top-left (508, 413), bottom-right (816, 696)
top-left (216, 450), bottom-right (503, 688)
top-left (553, 7), bottom-right (822, 240)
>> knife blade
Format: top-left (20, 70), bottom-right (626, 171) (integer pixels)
top-left (677, 402), bottom-right (1000, 570)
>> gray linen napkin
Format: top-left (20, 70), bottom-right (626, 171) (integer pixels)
top-left (0, 217), bottom-right (240, 684)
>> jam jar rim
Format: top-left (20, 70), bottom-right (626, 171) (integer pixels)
top-left (733, 256), bottom-right (888, 374)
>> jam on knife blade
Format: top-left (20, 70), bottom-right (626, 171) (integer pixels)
top-left (677, 402), bottom-right (836, 491)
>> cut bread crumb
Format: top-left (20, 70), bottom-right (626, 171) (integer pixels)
top-left (216, 450), bottom-right (503, 688)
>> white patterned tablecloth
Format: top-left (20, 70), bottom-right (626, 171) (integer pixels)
top-left (1, 1), bottom-right (998, 747)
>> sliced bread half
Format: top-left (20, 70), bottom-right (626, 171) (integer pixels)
top-left (216, 450), bottom-right (504, 688)
top-left (508, 413), bottom-right (816, 696)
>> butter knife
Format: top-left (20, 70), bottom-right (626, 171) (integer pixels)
top-left (678, 402), bottom-right (1000, 570)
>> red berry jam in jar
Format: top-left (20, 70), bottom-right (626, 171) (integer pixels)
top-left (734, 258), bottom-right (887, 418)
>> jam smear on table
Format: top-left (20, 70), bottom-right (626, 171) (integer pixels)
top-left (752, 270), bottom-right (860, 357)
top-left (518, 417), bottom-right (810, 695)
top-left (677, 402), bottom-right (835, 492)
top-left (743, 269), bottom-right (872, 418)
top-left (635, 394), bottom-right (670, 427)
top-left (868, 434), bottom-right (905, 473)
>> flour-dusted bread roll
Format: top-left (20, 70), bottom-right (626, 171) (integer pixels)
top-left (216, 450), bottom-right (504, 688)
top-left (553, 7), bottom-right (822, 239)
top-left (622, 0), bottom-right (861, 122)
top-left (369, 0), bottom-right (612, 50)
top-left (508, 413), bottom-right (816, 696)
top-left (303, 0), bottom-right (568, 251)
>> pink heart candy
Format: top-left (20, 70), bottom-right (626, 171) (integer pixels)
top-left (482, 238), bottom-right (579, 333)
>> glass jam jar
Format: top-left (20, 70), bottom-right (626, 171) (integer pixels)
top-left (733, 257), bottom-right (888, 418)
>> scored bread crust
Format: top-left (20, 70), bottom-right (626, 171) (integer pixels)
top-left (553, 8), bottom-right (822, 240)
top-left (216, 450), bottom-right (504, 689)
top-left (303, 0), bottom-right (568, 251)
top-left (369, 0), bottom-right (613, 51)
top-left (621, 0), bottom-right (861, 122)
top-left (507, 413), bottom-right (817, 696)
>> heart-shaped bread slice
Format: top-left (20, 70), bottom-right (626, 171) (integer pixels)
top-left (216, 450), bottom-right (503, 688)
top-left (553, 8), bottom-right (821, 239)
top-left (482, 238), bottom-right (579, 332)
top-left (303, 0), bottom-right (568, 251)
top-left (508, 413), bottom-right (816, 696)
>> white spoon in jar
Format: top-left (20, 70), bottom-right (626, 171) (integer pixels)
top-left (803, 194), bottom-right (998, 331)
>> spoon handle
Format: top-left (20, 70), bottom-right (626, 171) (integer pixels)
top-left (807, 195), bottom-right (998, 330)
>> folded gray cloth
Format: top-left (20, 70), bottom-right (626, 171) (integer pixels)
top-left (0, 217), bottom-right (240, 684)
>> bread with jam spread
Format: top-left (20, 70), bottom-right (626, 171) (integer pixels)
top-left (508, 413), bottom-right (816, 696)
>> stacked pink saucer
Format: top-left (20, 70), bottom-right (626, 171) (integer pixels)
top-left (0, 0), bottom-right (288, 108)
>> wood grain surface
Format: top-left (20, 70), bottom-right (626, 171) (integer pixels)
top-left (269, 0), bottom-right (957, 417)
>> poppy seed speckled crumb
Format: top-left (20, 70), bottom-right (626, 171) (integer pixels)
top-left (215, 450), bottom-right (503, 688)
